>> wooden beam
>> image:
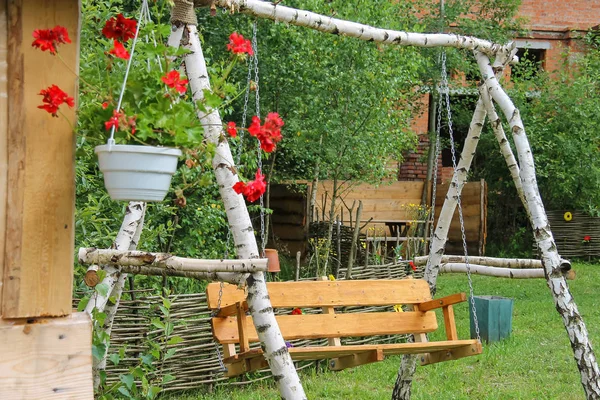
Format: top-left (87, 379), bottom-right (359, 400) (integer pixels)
top-left (236, 301), bottom-right (250, 353)
top-left (0, 0), bottom-right (8, 312)
top-left (3, 0), bottom-right (79, 317)
top-left (420, 342), bottom-right (483, 366)
top-left (418, 293), bottom-right (467, 312)
top-left (329, 349), bottom-right (384, 371)
top-left (0, 312), bottom-right (93, 399)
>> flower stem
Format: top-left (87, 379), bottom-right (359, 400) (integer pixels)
top-left (56, 52), bottom-right (101, 94)
top-left (58, 109), bottom-right (76, 132)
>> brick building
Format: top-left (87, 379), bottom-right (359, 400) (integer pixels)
top-left (398, 0), bottom-right (600, 182)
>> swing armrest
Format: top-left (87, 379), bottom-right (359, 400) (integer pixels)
top-left (418, 293), bottom-right (467, 312)
top-left (215, 301), bottom-right (248, 317)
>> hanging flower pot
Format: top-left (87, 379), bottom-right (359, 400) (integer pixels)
top-left (265, 248), bottom-right (280, 273)
top-left (95, 144), bottom-right (181, 202)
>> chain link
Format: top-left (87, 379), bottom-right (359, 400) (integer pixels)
top-left (211, 282), bottom-right (227, 371)
top-left (441, 52), bottom-right (481, 342)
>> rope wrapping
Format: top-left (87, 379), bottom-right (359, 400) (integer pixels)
top-left (171, 0), bottom-right (198, 25)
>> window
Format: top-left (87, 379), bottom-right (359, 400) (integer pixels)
top-left (511, 47), bottom-right (546, 80)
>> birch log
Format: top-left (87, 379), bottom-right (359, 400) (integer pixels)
top-left (440, 263), bottom-right (544, 279)
top-left (475, 50), bottom-right (600, 399)
top-left (173, 23), bottom-right (306, 399)
top-left (213, 0), bottom-right (508, 58)
top-left (79, 248), bottom-right (268, 274)
top-left (414, 255), bottom-right (571, 270)
top-left (84, 202), bottom-right (146, 315)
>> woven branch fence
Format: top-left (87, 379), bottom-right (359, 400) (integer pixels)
top-left (99, 263), bottom-right (425, 393)
top-left (534, 210), bottom-right (600, 259)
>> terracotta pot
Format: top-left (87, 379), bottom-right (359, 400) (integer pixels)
top-left (265, 249), bottom-right (280, 273)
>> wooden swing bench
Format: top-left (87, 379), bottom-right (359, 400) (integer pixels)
top-left (207, 278), bottom-right (482, 377)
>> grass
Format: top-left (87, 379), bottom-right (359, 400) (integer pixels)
top-left (166, 262), bottom-right (600, 400)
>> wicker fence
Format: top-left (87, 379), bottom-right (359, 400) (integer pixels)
top-left (534, 210), bottom-right (600, 259)
top-left (102, 263), bottom-right (424, 393)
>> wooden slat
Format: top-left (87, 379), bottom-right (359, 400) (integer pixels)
top-left (212, 311), bottom-right (438, 344)
top-left (420, 342), bottom-right (482, 365)
top-left (0, 313), bottom-right (93, 399)
top-left (319, 276), bottom-right (341, 347)
top-left (329, 349), bottom-right (384, 371)
top-left (442, 305), bottom-right (458, 341)
top-left (3, 0), bottom-right (79, 317)
top-left (206, 279), bottom-right (432, 309)
top-left (216, 301), bottom-right (248, 317)
top-left (236, 302), bottom-right (249, 353)
top-left (418, 293), bottom-right (467, 312)
top-left (225, 340), bottom-right (480, 362)
top-left (0, 1), bottom-right (7, 311)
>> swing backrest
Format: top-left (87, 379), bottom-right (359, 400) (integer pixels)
top-left (206, 279), bottom-right (438, 344)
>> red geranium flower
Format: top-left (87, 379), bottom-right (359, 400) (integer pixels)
top-left (32, 25), bottom-right (71, 54)
top-left (583, 235), bottom-right (592, 243)
top-left (291, 308), bottom-right (303, 315)
top-left (109, 40), bottom-right (130, 60)
top-left (105, 109), bottom-right (125, 130)
top-left (232, 169), bottom-right (266, 203)
top-left (409, 261), bottom-right (417, 271)
top-left (102, 13), bottom-right (137, 42)
top-left (226, 122), bottom-right (237, 137)
top-left (161, 70), bottom-right (189, 94)
top-left (37, 84), bottom-right (75, 117)
top-left (102, 101), bottom-right (109, 110)
top-left (226, 32), bottom-right (254, 55)
top-left (247, 113), bottom-right (284, 153)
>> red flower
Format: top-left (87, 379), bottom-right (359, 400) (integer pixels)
top-left (105, 109), bottom-right (124, 130)
top-left (583, 235), bottom-right (592, 242)
top-left (37, 84), bottom-right (75, 117)
top-left (247, 113), bottom-right (284, 153)
top-left (226, 122), bottom-right (237, 137)
top-left (32, 25), bottom-right (71, 54)
top-left (226, 32), bottom-right (254, 55)
top-left (161, 70), bottom-right (189, 94)
top-left (127, 115), bottom-right (137, 135)
top-left (291, 308), bottom-right (303, 315)
top-left (102, 14), bottom-right (137, 42)
top-left (232, 169), bottom-right (266, 203)
top-left (102, 102), bottom-right (109, 110)
top-left (409, 261), bottom-right (417, 271)
top-left (109, 40), bottom-right (130, 60)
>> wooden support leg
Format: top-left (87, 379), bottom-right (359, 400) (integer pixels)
top-left (329, 349), bottom-right (384, 371)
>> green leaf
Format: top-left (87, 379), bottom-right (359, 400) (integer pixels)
top-left (140, 354), bottom-right (154, 366)
top-left (151, 318), bottom-right (165, 330)
top-left (108, 353), bottom-right (120, 366)
top-left (95, 283), bottom-right (110, 298)
top-left (203, 89), bottom-right (223, 109)
top-left (77, 296), bottom-right (90, 312)
top-left (167, 336), bottom-right (184, 346)
top-left (148, 386), bottom-right (162, 399)
top-left (162, 374), bottom-right (176, 384)
top-left (92, 343), bottom-right (106, 361)
top-left (164, 348), bottom-right (177, 360)
top-left (132, 366), bottom-right (145, 379)
top-left (120, 373), bottom-right (135, 390)
top-left (117, 387), bottom-right (131, 398)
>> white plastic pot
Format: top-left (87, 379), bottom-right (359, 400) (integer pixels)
top-left (95, 144), bottom-right (182, 202)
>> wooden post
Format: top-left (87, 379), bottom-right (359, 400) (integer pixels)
top-left (3, 0), bottom-right (79, 318)
top-left (0, 1), bottom-right (92, 399)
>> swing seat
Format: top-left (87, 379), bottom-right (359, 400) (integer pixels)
top-left (207, 278), bottom-right (481, 377)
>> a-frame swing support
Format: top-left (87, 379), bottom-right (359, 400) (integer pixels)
top-left (179, 1), bottom-right (597, 399)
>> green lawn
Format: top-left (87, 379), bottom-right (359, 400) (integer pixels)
top-left (168, 262), bottom-right (600, 400)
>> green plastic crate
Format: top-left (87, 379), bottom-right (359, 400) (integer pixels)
top-left (469, 295), bottom-right (514, 343)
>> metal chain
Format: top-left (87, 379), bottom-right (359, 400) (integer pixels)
top-left (250, 21), bottom-right (266, 258)
top-left (441, 51), bottom-right (481, 342)
top-left (224, 21), bottom-right (259, 258)
top-left (211, 281), bottom-right (227, 371)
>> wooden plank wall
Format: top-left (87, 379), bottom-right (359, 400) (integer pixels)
top-left (2, 0), bottom-right (79, 317)
top-left (270, 180), bottom-right (487, 256)
top-left (434, 180), bottom-right (487, 256)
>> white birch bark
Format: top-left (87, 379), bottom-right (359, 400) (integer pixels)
top-left (85, 202), bottom-right (146, 314)
top-left (171, 23), bottom-right (306, 399)
top-left (478, 84), bottom-right (528, 209)
top-left (475, 49), bottom-right (600, 399)
top-left (440, 263), bottom-right (545, 279)
top-left (414, 255), bottom-right (571, 270)
top-left (214, 0), bottom-right (508, 58)
top-left (79, 248), bottom-right (268, 273)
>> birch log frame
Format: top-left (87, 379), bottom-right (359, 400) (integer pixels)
top-left (414, 255), bottom-right (572, 271)
top-left (79, 249), bottom-right (269, 274)
top-left (439, 263), bottom-right (575, 280)
top-left (475, 50), bottom-right (600, 398)
top-left (212, 0), bottom-right (512, 59)
top-left (174, 23), bottom-right (307, 399)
